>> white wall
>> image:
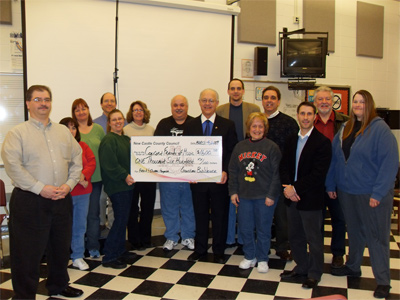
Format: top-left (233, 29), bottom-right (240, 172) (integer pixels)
top-left (231, 0), bottom-right (400, 111)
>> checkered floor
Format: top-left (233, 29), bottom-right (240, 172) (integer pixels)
top-left (1, 214), bottom-right (399, 300)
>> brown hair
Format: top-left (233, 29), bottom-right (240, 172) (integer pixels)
top-left (297, 101), bottom-right (317, 114)
top-left (107, 109), bottom-right (125, 134)
top-left (71, 98), bottom-right (93, 126)
top-left (126, 100), bottom-right (151, 124)
top-left (26, 85), bottom-right (52, 101)
top-left (262, 86), bottom-right (281, 100)
top-left (59, 117), bottom-right (81, 142)
top-left (246, 112), bottom-right (269, 138)
top-left (343, 90), bottom-right (377, 140)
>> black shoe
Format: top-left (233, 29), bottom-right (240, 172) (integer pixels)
top-left (121, 251), bottom-right (137, 259)
top-left (374, 285), bottom-right (391, 298)
top-left (280, 270), bottom-right (307, 279)
top-left (130, 243), bottom-right (145, 251)
top-left (120, 251), bottom-right (137, 263)
top-left (187, 252), bottom-right (206, 261)
top-left (225, 243), bottom-right (236, 248)
top-left (276, 250), bottom-right (293, 261)
top-left (331, 255), bottom-right (344, 268)
top-left (102, 259), bottom-right (127, 269)
top-left (142, 242), bottom-right (155, 249)
top-left (331, 265), bottom-right (361, 277)
top-left (213, 254), bottom-right (226, 264)
top-left (302, 278), bottom-right (319, 289)
top-left (53, 286), bottom-right (83, 298)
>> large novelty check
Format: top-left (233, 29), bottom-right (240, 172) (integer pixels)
top-left (130, 136), bottom-right (222, 182)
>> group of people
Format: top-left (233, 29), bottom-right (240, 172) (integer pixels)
top-left (1, 81), bottom-right (398, 299)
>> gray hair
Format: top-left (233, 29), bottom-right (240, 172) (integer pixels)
top-left (314, 86), bottom-right (334, 99)
top-left (199, 88), bottom-right (219, 101)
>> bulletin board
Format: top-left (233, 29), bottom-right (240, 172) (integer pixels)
top-left (306, 86), bottom-right (350, 115)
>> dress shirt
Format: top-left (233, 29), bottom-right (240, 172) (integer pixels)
top-left (295, 127), bottom-right (314, 181)
top-left (201, 113), bottom-right (216, 136)
top-left (1, 118), bottom-right (82, 195)
top-left (93, 113), bottom-right (108, 133)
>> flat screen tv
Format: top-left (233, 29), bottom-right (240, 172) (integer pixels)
top-left (281, 38), bottom-right (327, 78)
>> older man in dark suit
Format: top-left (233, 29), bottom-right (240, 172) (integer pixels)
top-left (279, 101), bottom-right (332, 289)
top-left (184, 88), bottom-right (238, 263)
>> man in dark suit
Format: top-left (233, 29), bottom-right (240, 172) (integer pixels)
top-left (279, 101), bottom-right (332, 289)
top-left (184, 88), bottom-right (238, 263)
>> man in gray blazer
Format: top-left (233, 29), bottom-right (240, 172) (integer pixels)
top-left (216, 78), bottom-right (260, 249)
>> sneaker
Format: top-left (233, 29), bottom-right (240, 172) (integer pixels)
top-left (239, 258), bottom-right (257, 269)
top-left (181, 238), bottom-right (195, 250)
top-left (257, 261), bottom-right (269, 273)
top-left (374, 285), bottom-right (391, 298)
top-left (89, 249), bottom-right (100, 258)
top-left (163, 239), bottom-right (177, 251)
top-left (72, 258), bottom-right (89, 270)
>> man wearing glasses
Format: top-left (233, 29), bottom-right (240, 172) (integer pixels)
top-left (1, 85), bottom-right (84, 298)
top-left (184, 88), bottom-right (237, 263)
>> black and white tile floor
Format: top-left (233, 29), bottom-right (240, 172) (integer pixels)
top-left (1, 214), bottom-right (399, 299)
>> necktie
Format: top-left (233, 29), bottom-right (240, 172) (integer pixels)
top-left (204, 120), bottom-right (212, 136)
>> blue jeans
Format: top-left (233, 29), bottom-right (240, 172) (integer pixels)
top-left (159, 182), bottom-right (195, 242)
top-left (103, 189), bottom-right (133, 263)
top-left (238, 197), bottom-right (277, 262)
top-left (86, 181), bottom-right (101, 252)
top-left (71, 193), bottom-right (90, 260)
top-left (226, 202), bottom-right (243, 245)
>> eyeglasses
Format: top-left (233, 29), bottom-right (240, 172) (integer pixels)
top-left (200, 99), bottom-right (216, 104)
top-left (133, 109), bottom-right (144, 113)
top-left (32, 97), bottom-right (52, 103)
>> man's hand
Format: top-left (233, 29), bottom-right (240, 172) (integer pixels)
top-left (282, 184), bottom-right (301, 202)
top-left (40, 184), bottom-right (70, 200)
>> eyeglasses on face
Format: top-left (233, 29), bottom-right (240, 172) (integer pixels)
top-left (200, 99), bottom-right (215, 104)
top-left (133, 109), bottom-right (144, 113)
top-left (31, 97), bottom-right (52, 103)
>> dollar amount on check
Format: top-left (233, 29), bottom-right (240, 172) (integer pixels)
top-left (131, 136), bottom-right (222, 182)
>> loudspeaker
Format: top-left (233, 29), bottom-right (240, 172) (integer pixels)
top-left (254, 47), bottom-right (268, 76)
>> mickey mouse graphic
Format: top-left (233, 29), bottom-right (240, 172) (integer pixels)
top-left (245, 161), bottom-right (256, 182)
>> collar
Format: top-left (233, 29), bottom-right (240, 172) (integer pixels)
top-left (315, 111), bottom-right (335, 124)
top-left (201, 113), bottom-right (216, 124)
top-left (28, 117), bottom-right (52, 129)
top-left (298, 126), bottom-right (314, 139)
top-left (267, 110), bottom-right (280, 119)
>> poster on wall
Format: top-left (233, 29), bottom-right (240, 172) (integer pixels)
top-left (241, 59), bottom-right (254, 78)
top-left (306, 86), bottom-right (350, 115)
top-left (10, 32), bottom-right (23, 72)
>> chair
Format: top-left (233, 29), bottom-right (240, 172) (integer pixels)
top-left (0, 179), bottom-right (10, 267)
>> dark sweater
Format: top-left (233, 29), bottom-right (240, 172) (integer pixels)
top-left (267, 112), bottom-right (299, 153)
top-left (99, 132), bottom-right (134, 196)
top-left (228, 138), bottom-right (282, 200)
top-left (154, 115), bottom-right (194, 136)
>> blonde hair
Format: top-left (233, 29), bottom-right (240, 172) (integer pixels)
top-left (246, 112), bottom-right (269, 138)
